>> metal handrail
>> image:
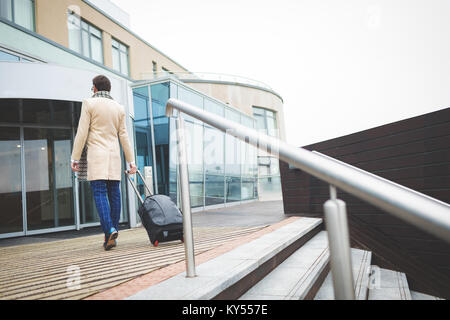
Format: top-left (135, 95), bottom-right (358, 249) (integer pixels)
top-left (165, 97), bottom-right (450, 299)
top-left (166, 97), bottom-right (450, 241)
top-left (312, 150), bottom-right (450, 207)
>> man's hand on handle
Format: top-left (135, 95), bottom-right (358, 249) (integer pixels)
top-left (71, 160), bottom-right (80, 172)
top-left (128, 163), bottom-right (137, 174)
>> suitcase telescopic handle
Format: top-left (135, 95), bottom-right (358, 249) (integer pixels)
top-left (125, 169), bottom-right (153, 205)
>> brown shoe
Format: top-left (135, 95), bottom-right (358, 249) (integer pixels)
top-left (103, 229), bottom-right (118, 251)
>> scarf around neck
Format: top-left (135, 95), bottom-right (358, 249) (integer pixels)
top-left (92, 91), bottom-right (114, 100)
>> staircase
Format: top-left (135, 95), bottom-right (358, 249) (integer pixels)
top-left (127, 218), bottom-right (444, 300)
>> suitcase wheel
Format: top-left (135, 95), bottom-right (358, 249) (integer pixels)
top-left (181, 236), bottom-right (184, 243)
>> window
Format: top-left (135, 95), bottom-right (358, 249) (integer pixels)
top-left (0, 0), bottom-right (35, 31)
top-left (152, 61), bottom-right (157, 77)
top-left (252, 106), bottom-right (278, 137)
top-left (252, 106), bottom-right (281, 199)
top-left (0, 48), bottom-right (35, 62)
top-left (0, 49), bottom-right (19, 62)
top-left (67, 11), bottom-right (103, 63)
top-left (161, 67), bottom-right (170, 75)
top-left (112, 38), bottom-right (129, 76)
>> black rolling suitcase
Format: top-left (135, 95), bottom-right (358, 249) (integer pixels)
top-left (127, 170), bottom-right (184, 247)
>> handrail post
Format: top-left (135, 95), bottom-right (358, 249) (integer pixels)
top-left (176, 114), bottom-right (196, 278)
top-left (324, 186), bottom-right (355, 300)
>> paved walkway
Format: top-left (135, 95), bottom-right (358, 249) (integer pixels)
top-left (0, 201), bottom-right (287, 300)
top-left (0, 201), bottom-right (285, 248)
top-left (193, 200), bottom-right (285, 228)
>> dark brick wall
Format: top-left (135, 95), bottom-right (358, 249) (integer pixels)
top-left (280, 107), bottom-right (450, 298)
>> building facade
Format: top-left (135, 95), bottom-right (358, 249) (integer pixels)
top-left (0, 0), bottom-right (285, 238)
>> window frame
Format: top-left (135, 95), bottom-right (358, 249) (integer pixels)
top-left (111, 37), bottom-right (130, 76)
top-left (252, 106), bottom-right (278, 137)
top-left (0, 0), bottom-right (36, 31)
top-left (67, 10), bottom-right (104, 64)
top-left (0, 46), bottom-right (41, 62)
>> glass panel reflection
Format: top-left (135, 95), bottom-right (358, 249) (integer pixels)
top-left (185, 120), bottom-right (203, 207)
top-left (225, 176), bottom-right (241, 203)
top-left (205, 174), bottom-right (224, 206)
top-left (204, 126), bottom-right (224, 175)
top-left (169, 117), bottom-right (178, 203)
top-left (0, 127), bottom-right (23, 234)
top-left (133, 91), bottom-right (154, 198)
top-left (259, 176), bottom-right (281, 197)
top-left (151, 83), bottom-right (170, 195)
top-left (204, 124), bottom-right (225, 206)
top-left (189, 180), bottom-right (204, 208)
top-left (22, 99), bottom-right (73, 126)
top-left (0, 99), bottom-right (20, 123)
top-left (241, 178), bottom-right (256, 201)
top-left (225, 134), bottom-right (240, 177)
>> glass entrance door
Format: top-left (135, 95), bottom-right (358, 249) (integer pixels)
top-left (0, 127), bottom-right (24, 235)
top-left (24, 127), bottom-right (75, 231)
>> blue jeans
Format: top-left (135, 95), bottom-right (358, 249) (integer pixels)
top-left (90, 180), bottom-right (121, 235)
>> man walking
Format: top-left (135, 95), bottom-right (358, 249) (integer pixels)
top-left (71, 75), bottom-right (137, 250)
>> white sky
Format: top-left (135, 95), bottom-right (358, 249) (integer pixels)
top-left (111, 0), bottom-right (450, 146)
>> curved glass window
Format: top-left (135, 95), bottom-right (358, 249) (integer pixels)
top-left (133, 81), bottom-right (258, 210)
top-left (205, 99), bottom-right (224, 116)
top-left (178, 86), bottom-right (203, 124)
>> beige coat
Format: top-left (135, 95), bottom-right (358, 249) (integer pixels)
top-left (71, 97), bottom-right (135, 181)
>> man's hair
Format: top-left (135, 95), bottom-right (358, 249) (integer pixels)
top-left (92, 75), bottom-right (111, 92)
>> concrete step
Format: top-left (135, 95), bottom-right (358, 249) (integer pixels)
top-left (410, 290), bottom-right (444, 300)
top-left (314, 248), bottom-right (372, 300)
top-left (368, 267), bottom-right (412, 300)
top-left (239, 230), bottom-right (329, 300)
top-left (127, 217), bottom-right (323, 300)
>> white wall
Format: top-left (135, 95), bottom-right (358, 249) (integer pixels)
top-left (0, 62), bottom-right (129, 104)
